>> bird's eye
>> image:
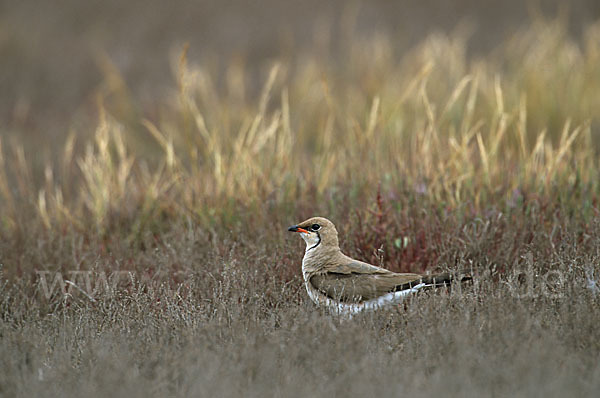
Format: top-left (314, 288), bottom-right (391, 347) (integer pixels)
top-left (311, 224), bottom-right (321, 231)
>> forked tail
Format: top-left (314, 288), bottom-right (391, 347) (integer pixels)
top-left (419, 271), bottom-right (472, 288)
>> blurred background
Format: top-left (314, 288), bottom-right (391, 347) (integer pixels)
top-left (2, 0), bottom-right (599, 149)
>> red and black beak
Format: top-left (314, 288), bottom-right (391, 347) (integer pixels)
top-left (288, 225), bottom-right (309, 233)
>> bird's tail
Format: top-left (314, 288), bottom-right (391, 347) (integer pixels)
top-left (394, 270), bottom-right (472, 292)
top-left (420, 271), bottom-right (472, 288)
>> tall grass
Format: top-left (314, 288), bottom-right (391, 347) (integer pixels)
top-left (0, 19), bottom-right (598, 238)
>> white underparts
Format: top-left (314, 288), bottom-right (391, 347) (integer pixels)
top-left (303, 279), bottom-right (428, 316)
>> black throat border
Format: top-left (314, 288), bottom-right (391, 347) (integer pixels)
top-left (307, 231), bottom-right (321, 251)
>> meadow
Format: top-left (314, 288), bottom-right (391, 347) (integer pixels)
top-left (1, 10), bottom-right (600, 397)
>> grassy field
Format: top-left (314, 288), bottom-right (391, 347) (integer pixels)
top-left (1, 8), bottom-right (600, 397)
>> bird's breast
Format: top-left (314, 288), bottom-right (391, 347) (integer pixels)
top-left (301, 250), bottom-right (324, 277)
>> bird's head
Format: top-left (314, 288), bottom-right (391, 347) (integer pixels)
top-left (288, 216), bottom-right (339, 251)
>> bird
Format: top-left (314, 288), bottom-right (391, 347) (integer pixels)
top-left (288, 216), bottom-right (469, 315)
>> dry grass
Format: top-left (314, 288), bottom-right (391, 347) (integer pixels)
top-left (1, 14), bottom-right (600, 397)
top-left (2, 20), bottom-right (600, 236)
top-left (1, 217), bottom-right (599, 397)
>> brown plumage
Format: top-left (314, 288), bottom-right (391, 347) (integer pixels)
top-left (288, 216), bottom-right (469, 314)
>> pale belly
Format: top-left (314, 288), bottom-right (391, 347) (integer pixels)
top-left (301, 263), bottom-right (426, 316)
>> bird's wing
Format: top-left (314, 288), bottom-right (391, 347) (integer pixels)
top-left (309, 271), bottom-right (427, 302)
top-left (326, 258), bottom-right (399, 275)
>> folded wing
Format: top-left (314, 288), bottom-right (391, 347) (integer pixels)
top-left (310, 270), bottom-right (453, 302)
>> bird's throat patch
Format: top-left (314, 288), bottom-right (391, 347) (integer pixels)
top-left (301, 231), bottom-right (321, 251)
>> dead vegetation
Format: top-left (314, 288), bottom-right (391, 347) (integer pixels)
top-left (1, 8), bottom-right (600, 397)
